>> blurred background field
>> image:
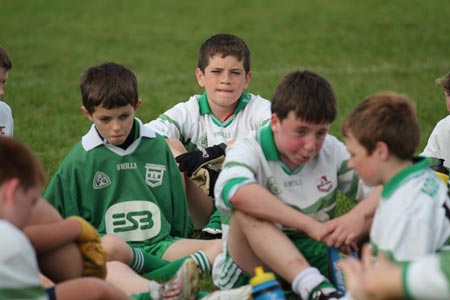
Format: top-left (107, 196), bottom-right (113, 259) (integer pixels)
top-left (1, 0), bottom-right (449, 296)
top-left (1, 0), bottom-right (449, 178)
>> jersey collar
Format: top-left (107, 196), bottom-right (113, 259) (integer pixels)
top-left (381, 156), bottom-right (431, 198)
top-left (198, 92), bottom-right (252, 127)
top-left (257, 124), bottom-right (304, 174)
top-left (82, 118), bottom-right (156, 152)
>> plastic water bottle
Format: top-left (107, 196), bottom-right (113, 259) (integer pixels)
top-left (250, 266), bottom-right (286, 300)
top-left (328, 247), bottom-right (358, 294)
top-left (430, 158), bottom-right (449, 185)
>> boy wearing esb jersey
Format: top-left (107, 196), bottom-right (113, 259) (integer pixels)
top-left (44, 62), bottom-right (221, 282)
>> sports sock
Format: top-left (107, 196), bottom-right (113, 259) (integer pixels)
top-left (190, 250), bottom-right (211, 273)
top-left (130, 247), bottom-right (174, 273)
top-left (292, 267), bottom-right (328, 300)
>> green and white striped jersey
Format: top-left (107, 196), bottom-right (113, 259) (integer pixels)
top-left (145, 92), bottom-right (271, 150)
top-left (370, 157), bottom-right (450, 262)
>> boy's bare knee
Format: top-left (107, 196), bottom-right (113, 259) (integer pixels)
top-left (101, 234), bottom-right (133, 264)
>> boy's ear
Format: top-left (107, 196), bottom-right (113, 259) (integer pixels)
top-left (81, 106), bottom-right (93, 121)
top-left (375, 141), bottom-right (389, 160)
top-left (0, 178), bottom-right (20, 207)
top-left (195, 68), bottom-right (205, 87)
top-left (134, 99), bottom-right (142, 111)
top-left (244, 71), bottom-right (252, 89)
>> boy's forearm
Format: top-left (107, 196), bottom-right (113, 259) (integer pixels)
top-left (230, 183), bottom-right (320, 234)
top-left (24, 218), bottom-right (82, 254)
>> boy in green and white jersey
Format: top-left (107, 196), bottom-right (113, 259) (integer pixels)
top-left (146, 33), bottom-right (271, 239)
top-left (341, 91), bottom-right (450, 261)
top-left (339, 244), bottom-right (450, 300)
top-left (44, 62), bottom-right (221, 281)
top-left (212, 70), bottom-right (380, 300)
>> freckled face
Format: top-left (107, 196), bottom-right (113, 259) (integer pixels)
top-left (195, 55), bottom-right (251, 113)
top-left (272, 112), bottom-right (329, 170)
top-left (82, 102), bottom-right (140, 145)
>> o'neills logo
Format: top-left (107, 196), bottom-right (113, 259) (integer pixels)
top-left (145, 164), bottom-right (166, 187)
top-left (317, 175), bottom-right (333, 192)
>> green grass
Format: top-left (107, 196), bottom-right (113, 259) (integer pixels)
top-left (1, 0), bottom-right (449, 297)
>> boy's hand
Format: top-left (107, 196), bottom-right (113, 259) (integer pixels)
top-left (79, 240), bottom-right (107, 279)
top-left (176, 143), bottom-right (226, 176)
top-left (67, 216), bottom-right (107, 278)
top-left (69, 216), bottom-right (100, 242)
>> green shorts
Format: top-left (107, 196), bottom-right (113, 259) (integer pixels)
top-left (139, 235), bottom-right (182, 258)
top-left (215, 236), bottom-right (329, 289)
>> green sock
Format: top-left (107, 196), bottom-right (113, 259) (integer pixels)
top-left (191, 250), bottom-right (211, 273)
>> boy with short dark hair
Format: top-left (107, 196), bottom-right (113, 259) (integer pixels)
top-left (146, 33), bottom-right (271, 238)
top-left (341, 91), bottom-right (450, 261)
top-left (212, 70), bottom-right (379, 300)
top-left (0, 45), bottom-right (14, 136)
top-left (44, 62), bottom-right (221, 279)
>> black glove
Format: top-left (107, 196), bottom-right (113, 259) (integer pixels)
top-left (175, 143), bottom-right (227, 176)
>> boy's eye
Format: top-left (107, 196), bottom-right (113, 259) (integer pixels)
top-left (231, 71), bottom-right (242, 75)
top-left (119, 114), bottom-right (131, 120)
top-left (316, 131), bottom-right (327, 139)
top-left (100, 117), bottom-right (111, 122)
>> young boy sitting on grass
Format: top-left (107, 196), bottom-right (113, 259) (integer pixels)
top-left (212, 70), bottom-right (381, 300)
top-left (341, 91), bottom-right (450, 261)
top-left (44, 62), bottom-right (221, 280)
top-left (146, 33), bottom-right (271, 239)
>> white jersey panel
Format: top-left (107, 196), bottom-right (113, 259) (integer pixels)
top-left (0, 101), bottom-right (13, 136)
top-left (421, 115), bottom-right (450, 168)
top-left (0, 221), bottom-right (46, 299)
top-left (370, 166), bottom-right (450, 261)
top-left (407, 253), bottom-right (450, 300)
top-left (145, 93), bottom-right (271, 148)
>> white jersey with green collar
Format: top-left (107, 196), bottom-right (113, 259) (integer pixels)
top-left (44, 118), bottom-right (190, 248)
top-left (215, 124), bottom-right (369, 224)
top-left (145, 92), bottom-right (271, 150)
top-left (370, 157), bottom-right (450, 262)
top-left (0, 220), bottom-right (46, 300)
top-left (404, 250), bottom-right (450, 300)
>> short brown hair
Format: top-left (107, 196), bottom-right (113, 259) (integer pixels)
top-left (341, 91), bottom-right (420, 159)
top-left (436, 72), bottom-right (450, 94)
top-left (0, 45), bottom-right (12, 71)
top-left (271, 70), bottom-right (336, 124)
top-left (197, 33), bottom-right (250, 73)
top-left (0, 136), bottom-right (45, 191)
top-left (80, 62), bottom-right (139, 114)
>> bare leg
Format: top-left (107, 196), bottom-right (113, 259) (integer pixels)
top-left (55, 276), bottom-right (134, 300)
top-left (102, 234), bottom-right (134, 265)
top-left (29, 198), bottom-right (83, 282)
top-left (162, 238), bottom-right (222, 264)
top-left (166, 138), bottom-right (214, 229)
top-left (106, 261), bottom-right (151, 295)
top-left (229, 210), bottom-right (310, 283)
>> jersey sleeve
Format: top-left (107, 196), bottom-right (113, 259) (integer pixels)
top-left (145, 97), bottom-right (198, 144)
top-left (44, 156), bottom-right (82, 219)
top-left (214, 138), bottom-right (259, 213)
top-left (404, 251), bottom-right (450, 300)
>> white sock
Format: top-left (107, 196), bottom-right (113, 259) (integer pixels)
top-left (148, 280), bottom-right (162, 300)
top-left (292, 267), bottom-right (327, 300)
top-left (190, 250), bottom-right (211, 273)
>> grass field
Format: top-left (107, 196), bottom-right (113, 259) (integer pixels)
top-left (1, 0), bottom-right (449, 297)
